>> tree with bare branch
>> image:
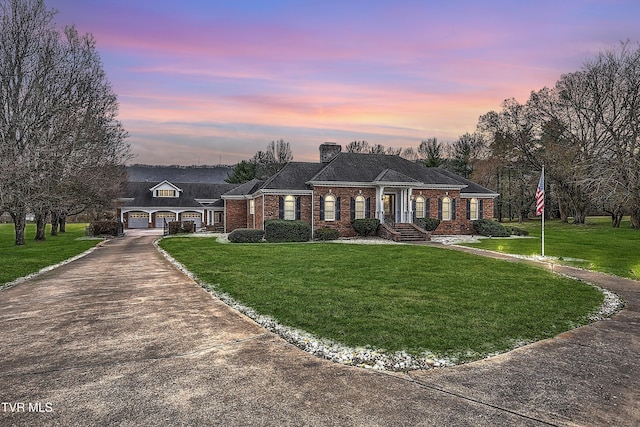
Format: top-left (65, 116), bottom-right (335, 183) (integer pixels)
top-left (0, 0), bottom-right (130, 245)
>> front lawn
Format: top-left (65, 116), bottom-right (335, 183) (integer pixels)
top-left (160, 238), bottom-right (603, 363)
top-left (464, 216), bottom-right (640, 279)
top-left (0, 223), bottom-right (100, 286)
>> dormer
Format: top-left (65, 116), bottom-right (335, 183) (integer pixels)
top-left (150, 180), bottom-right (182, 198)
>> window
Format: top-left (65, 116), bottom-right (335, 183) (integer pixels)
top-left (284, 195), bottom-right (296, 220)
top-left (355, 195), bottom-right (366, 219)
top-left (469, 198), bottom-right (479, 221)
top-left (156, 189), bottom-right (176, 197)
top-left (441, 197), bottom-right (451, 221)
top-left (324, 194), bottom-right (335, 221)
top-left (415, 196), bottom-right (426, 218)
top-left (249, 199), bottom-right (255, 215)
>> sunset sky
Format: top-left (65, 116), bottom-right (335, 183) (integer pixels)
top-left (47, 0), bottom-right (640, 165)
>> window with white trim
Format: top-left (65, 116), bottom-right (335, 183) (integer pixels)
top-left (469, 198), bottom-right (479, 221)
top-left (156, 189), bottom-right (176, 197)
top-left (284, 195), bottom-right (296, 220)
top-left (249, 199), bottom-right (255, 215)
top-left (442, 197), bottom-right (452, 221)
top-left (355, 195), bottom-right (366, 219)
top-left (415, 196), bottom-right (426, 218)
top-left (324, 194), bottom-right (336, 221)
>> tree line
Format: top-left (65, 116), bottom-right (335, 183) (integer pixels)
top-left (228, 42), bottom-right (640, 229)
top-left (0, 0), bottom-right (131, 245)
top-left (226, 135), bottom-right (484, 184)
top-left (475, 41), bottom-right (640, 228)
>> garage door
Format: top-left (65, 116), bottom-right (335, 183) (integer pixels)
top-left (181, 212), bottom-right (202, 228)
top-left (128, 212), bottom-right (149, 229)
top-left (155, 212), bottom-right (176, 228)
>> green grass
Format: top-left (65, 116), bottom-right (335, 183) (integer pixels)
top-left (464, 216), bottom-right (640, 279)
top-left (0, 223), bottom-right (100, 285)
top-left (160, 238), bottom-right (603, 362)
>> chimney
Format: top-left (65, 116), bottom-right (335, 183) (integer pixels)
top-left (319, 142), bottom-right (341, 163)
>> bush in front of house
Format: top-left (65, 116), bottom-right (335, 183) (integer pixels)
top-left (415, 217), bottom-right (440, 232)
top-left (506, 226), bottom-right (530, 236)
top-left (351, 218), bottom-right (380, 237)
top-left (315, 227), bottom-right (340, 241)
top-left (264, 219), bottom-right (312, 242)
top-left (89, 221), bottom-right (122, 237)
top-left (228, 228), bottom-right (265, 243)
top-left (472, 219), bottom-right (510, 237)
top-left (168, 221), bottom-right (195, 235)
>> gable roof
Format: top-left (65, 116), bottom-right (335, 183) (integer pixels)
top-left (121, 182), bottom-right (237, 208)
top-left (126, 165), bottom-right (233, 184)
top-left (149, 180), bottom-right (183, 193)
top-left (373, 169), bottom-right (422, 184)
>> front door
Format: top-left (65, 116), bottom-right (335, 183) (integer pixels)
top-left (384, 194), bottom-right (396, 222)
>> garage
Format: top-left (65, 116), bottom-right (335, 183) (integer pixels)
top-left (181, 212), bottom-right (202, 228)
top-left (127, 212), bottom-right (149, 229)
top-left (155, 212), bottom-right (176, 228)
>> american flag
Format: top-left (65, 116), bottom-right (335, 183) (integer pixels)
top-left (535, 171), bottom-right (544, 216)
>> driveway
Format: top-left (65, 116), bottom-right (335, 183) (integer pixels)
top-left (1, 234), bottom-right (638, 426)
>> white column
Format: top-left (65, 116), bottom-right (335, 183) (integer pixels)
top-left (407, 188), bottom-right (414, 223)
top-left (377, 186), bottom-right (385, 223)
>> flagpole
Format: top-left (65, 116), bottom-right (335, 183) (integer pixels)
top-left (541, 165), bottom-right (545, 257)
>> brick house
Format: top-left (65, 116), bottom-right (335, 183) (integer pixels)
top-left (222, 143), bottom-right (498, 239)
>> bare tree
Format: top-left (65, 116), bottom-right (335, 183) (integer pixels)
top-left (0, 0), bottom-right (130, 245)
top-left (400, 147), bottom-right (418, 161)
top-left (345, 140), bottom-right (370, 153)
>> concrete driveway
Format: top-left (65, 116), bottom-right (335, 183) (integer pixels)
top-left (1, 234), bottom-right (638, 426)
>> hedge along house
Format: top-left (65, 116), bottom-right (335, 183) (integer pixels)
top-left (117, 165), bottom-right (237, 230)
top-left (222, 143), bottom-right (499, 239)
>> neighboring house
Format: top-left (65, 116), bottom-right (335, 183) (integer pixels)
top-left (222, 143), bottom-right (499, 238)
top-left (117, 165), bottom-right (237, 230)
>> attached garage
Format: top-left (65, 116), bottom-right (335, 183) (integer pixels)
top-left (181, 212), bottom-right (202, 228)
top-left (128, 212), bottom-right (149, 229)
top-left (155, 212), bottom-right (176, 228)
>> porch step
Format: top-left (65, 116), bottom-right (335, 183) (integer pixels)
top-left (391, 223), bottom-right (429, 242)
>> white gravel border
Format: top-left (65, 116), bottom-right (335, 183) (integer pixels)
top-left (0, 238), bottom-right (105, 291)
top-left (155, 237), bottom-right (453, 370)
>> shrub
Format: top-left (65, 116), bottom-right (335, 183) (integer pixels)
top-left (264, 219), bottom-right (312, 242)
top-left (472, 219), bottom-right (510, 237)
top-left (506, 226), bottom-right (529, 236)
top-left (168, 221), bottom-right (195, 235)
top-left (228, 228), bottom-right (265, 243)
top-left (351, 218), bottom-right (380, 237)
top-left (315, 227), bottom-right (340, 241)
top-left (415, 217), bottom-right (440, 231)
top-left (89, 221), bottom-right (122, 237)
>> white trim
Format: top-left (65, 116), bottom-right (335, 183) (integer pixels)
top-left (259, 189), bottom-right (314, 196)
top-left (460, 192), bottom-right (499, 198)
top-left (307, 181), bottom-right (378, 188)
top-left (149, 180), bottom-right (183, 192)
top-left (308, 180), bottom-right (466, 190)
top-left (221, 189), bottom-right (313, 200)
top-left (372, 181), bottom-right (420, 188)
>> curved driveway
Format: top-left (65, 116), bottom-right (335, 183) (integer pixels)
top-left (1, 234), bottom-right (638, 426)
